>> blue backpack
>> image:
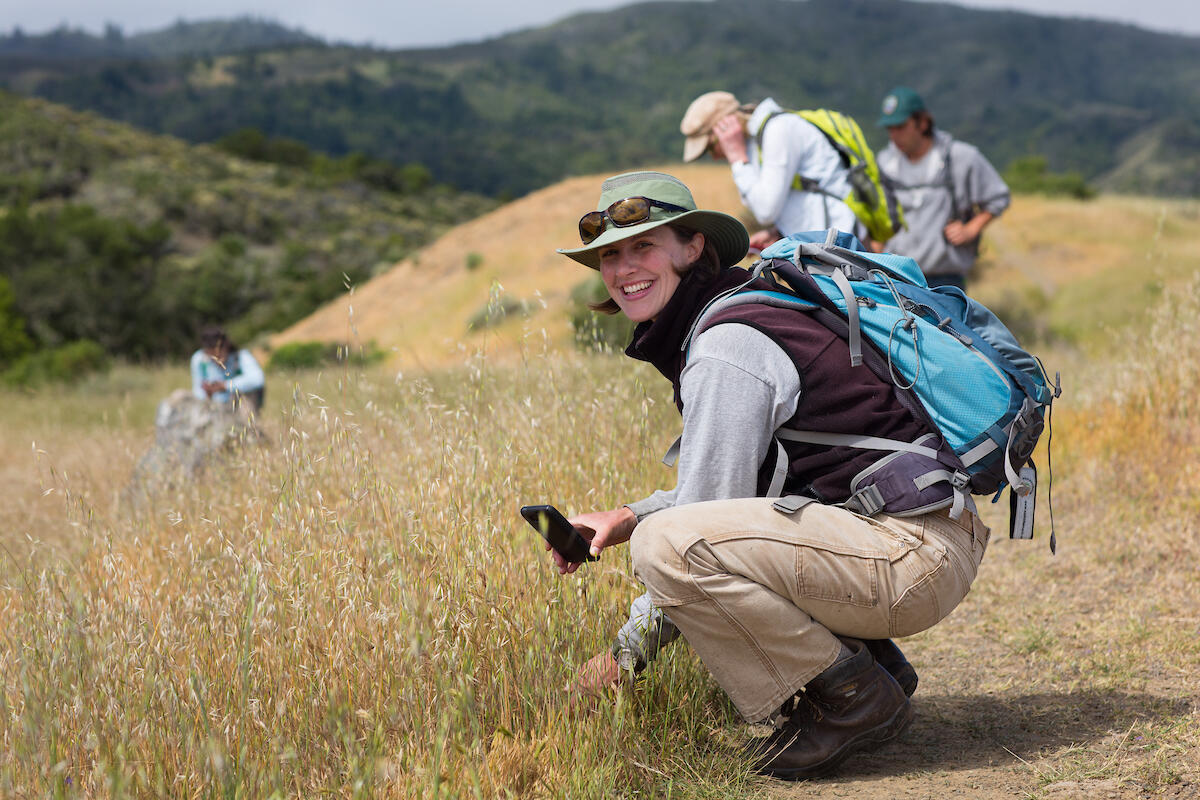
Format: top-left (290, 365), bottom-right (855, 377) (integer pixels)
top-left (685, 229), bottom-right (1061, 550)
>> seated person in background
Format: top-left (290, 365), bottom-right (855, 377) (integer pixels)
top-left (191, 326), bottom-right (264, 412)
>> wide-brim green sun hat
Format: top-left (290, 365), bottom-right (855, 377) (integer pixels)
top-left (557, 171), bottom-right (749, 270)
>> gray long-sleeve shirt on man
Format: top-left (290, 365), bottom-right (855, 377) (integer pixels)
top-left (878, 129), bottom-right (1010, 279)
top-left (612, 322), bottom-right (802, 670)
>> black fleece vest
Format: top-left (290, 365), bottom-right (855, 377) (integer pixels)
top-left (626, 267), bottom-right (931, 503)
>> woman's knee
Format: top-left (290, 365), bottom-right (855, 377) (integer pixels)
top-left (630, 510), bottom-right (696, 600)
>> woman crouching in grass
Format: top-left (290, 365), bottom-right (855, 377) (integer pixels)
top-left (550, 170), bottom-right (990, 779)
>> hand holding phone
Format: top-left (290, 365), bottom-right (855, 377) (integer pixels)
top-left (520, 504), bottom-right (598, 564)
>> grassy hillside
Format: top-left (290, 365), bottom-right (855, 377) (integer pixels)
top-left (2, 0), bottom-right (1199, 197)
top-left (1, 188), bottom-right (1198, 795)
top-left (0, 90), bottom-right (493, 364)
top-left (269, 164), bottom-right (744, 368)
top-left (271, 163), bottom-right (1200, 372)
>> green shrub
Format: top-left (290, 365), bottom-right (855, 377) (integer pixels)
top-left (1004, 156), bottom-right (1096, 199)
top-left (569, 275), bottom-right (632, 352)
top-left (466, 296), bottom-right (530, 332)
top-left (1, 339), bottom-right (110, 386)
top-left (268, 341), bottom-right (331, 370)
top-left (0, 276), bottom-right (33, 366)
top-left (465, 251), bottom-right (484, 271)
top-left (0, 202), bottom-right (173, 358)
top-left (268, 340), bottom-right (386, 370)
top-left (215, 127), bottom-right (313, 168)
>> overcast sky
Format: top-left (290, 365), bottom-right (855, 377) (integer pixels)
top-left (6, 0), bottom-right (1200, 47)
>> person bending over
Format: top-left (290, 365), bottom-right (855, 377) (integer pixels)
top-left (680, 91), bottom-right (860, 251)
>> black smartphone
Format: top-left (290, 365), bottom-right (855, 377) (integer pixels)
top-left (520, 504), bottom-right (598, 563)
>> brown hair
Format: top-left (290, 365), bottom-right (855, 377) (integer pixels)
top-left (913, 110), bottom-right (936, 138)
top-left (200, 325), bottom-right (237, 354)
top-left (589, 225), bottom-right (723, 315)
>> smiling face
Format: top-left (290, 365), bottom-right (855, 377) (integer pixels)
top-left (597, 226), bottom-right (704, 323)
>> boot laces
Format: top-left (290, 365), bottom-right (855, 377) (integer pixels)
top-left (776, 689), bottom-right (825, 734)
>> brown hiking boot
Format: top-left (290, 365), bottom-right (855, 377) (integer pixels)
top-left (748, 638), bottom-right (913, 780)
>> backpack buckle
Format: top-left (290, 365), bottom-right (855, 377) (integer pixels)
top-left (843, 484), bottom-right (885, 517)
top-left (772, 495), bottom-right (815, 515)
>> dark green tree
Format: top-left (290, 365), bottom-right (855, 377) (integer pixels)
top-left (0, 276), bottom-right (33, 367)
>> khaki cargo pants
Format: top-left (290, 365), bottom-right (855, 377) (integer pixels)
top-left (629, 497), bottom-right (990, 723)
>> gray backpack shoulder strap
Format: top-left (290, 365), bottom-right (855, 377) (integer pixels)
top-left (940, 135), bottom-right (961, 221)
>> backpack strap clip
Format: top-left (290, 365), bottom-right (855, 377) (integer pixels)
top-left (772, 495), bottom-right (815, 515)
top-left (1009, 464), bottom-right (1037, 540)
top-left (949, 470), bottom-right (971, 520)
top-left (843, 484), bottom-right (885, 517)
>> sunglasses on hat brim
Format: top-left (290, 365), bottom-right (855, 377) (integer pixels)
top-left (578, 196), bottom-right (690, 245)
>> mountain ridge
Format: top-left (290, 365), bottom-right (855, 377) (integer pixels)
top-left (0, 89), bottom-right (492, 365)
top-left (0, 17), bottom-right (321, 59)
top-left (2, 0), bottom-right (1199, 197)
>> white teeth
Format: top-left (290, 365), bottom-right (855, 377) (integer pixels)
top-left (623, 281), bottom-right (652, 295)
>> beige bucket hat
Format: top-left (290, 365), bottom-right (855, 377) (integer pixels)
top-left (680, 91), bottom-right (741, 162)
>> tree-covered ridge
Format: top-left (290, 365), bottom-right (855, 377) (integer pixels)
top-left (0, 17), bottom-right (321, 59)
top-left (2, 0), bottom-right (1199, 198)
top-left (0, 90), bottom-right (494, 373)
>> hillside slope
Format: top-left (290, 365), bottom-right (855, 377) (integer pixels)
top-left (0, 90), bottom-right (492, 360)
top-left (270, 164), bottom-right (747, 368)
top-left (4, 0), bottom-right (1199, 197)
top-left (0, 17), bottom-right (321, 59)
top-left (272, 166), bottom-right (1200, 370)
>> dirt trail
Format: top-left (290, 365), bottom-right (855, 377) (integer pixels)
top-left (765, 679), bottom-right (1195, 799)
top-left (757, 518), bottom-right (1200, 799)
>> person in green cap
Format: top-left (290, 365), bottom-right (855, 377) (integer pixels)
top-left (549, 170), bottom-right (990, 780)
top-left (876, 86), bottom-right (1010, 290)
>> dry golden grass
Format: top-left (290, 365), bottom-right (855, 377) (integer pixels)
top-left (0, 350), bottom-right (759, 797)
top-left (971, 194), bottom-right (1200, 350)
top-left (3, 185), bottom-right (1199, 797)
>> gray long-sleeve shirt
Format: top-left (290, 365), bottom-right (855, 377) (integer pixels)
top-left (613, 321), bottom-right (802, 669)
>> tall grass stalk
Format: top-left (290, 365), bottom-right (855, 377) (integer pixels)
top-left (0, 348), bottom-right (750, 797)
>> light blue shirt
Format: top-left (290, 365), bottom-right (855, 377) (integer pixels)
top-left (190, 348), bottom-right (264, 404)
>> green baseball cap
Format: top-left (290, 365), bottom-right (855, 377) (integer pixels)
top-left (557, 171), bottom-right (749, 270)
top-left (877, 86), bottom-right (926, 127)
